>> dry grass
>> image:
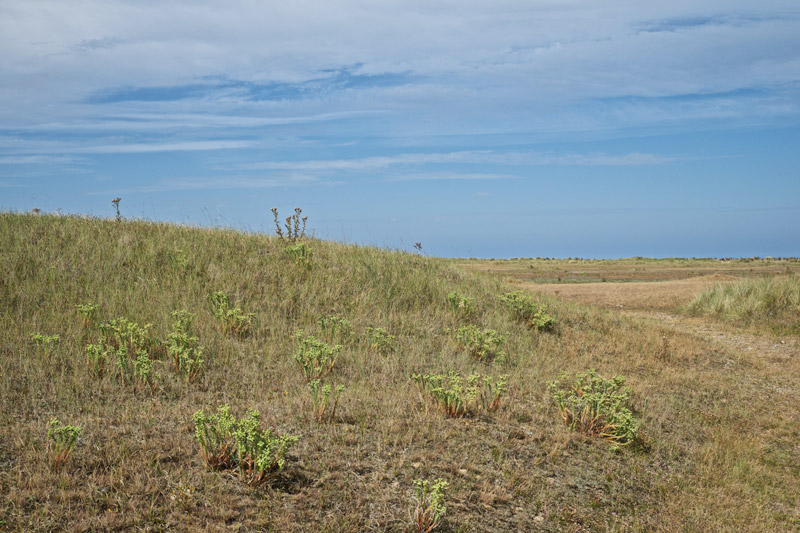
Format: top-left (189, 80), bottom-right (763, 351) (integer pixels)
top-left (1, 213), bottom-right (798, 531)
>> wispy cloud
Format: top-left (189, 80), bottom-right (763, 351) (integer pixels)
top-left (239, 150), bottom-right (680, 172)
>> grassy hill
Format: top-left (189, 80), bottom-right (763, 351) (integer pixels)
top-left (1, 212), bottom-right (798, 531)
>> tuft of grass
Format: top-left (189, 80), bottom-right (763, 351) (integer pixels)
top-left (686, 275), bottom-right (800, 334)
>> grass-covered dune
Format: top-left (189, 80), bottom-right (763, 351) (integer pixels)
top-left (1, 212), bottom-right (797, 531)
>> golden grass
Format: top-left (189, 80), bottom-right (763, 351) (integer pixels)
top-left (0, 213), bottom-right (798, 531)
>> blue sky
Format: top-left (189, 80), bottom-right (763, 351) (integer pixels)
top-left (1, 1), bottom-right (798, 258)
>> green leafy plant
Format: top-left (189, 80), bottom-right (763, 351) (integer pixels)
top-left (85, 343), bottom-right (109, 378)
top-left (447, 291), bottom-right (476, 317)
top-left (166, 310), bottom-right (205, 382)
top-left (412, 478), bottom-right (449, 533)
top-left (548, 369), bottom-right (641, 448)
top-left (412, 372), bottom-right (508, 418)
top-left (76, 302), bottom-right (98, 328)
top-left (285, 242), bottom-right (313, 270)
top-left (294, 331), bottom-right (342, 381)
top-left (308, 380), bottom-right (345, 423)
top-left (132, 350), bottom-right (159, 392)
top-left (47, 418), bottom-right (81, 473)
top-left (193, 405), bottom-right (300, 487)
top-left (271, 207), bottom-right (307, 242)
top-left (208, 291), bottom-right (255, 337)
top-left (366, 327), bottom-right (396, 355)
top-left (318, 314), bottom-right (353, 341)
top-left (498, 291), bottom-right (555, 331)
top-left (454, 325), bottom-right (507, 362)
top-left (98, 317), bottom-right (154, 353)
top-left (30, 333), bottom-right (59, 354)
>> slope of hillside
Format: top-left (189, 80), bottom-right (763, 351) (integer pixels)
top-left (1, 213), bottom-right (797, 531)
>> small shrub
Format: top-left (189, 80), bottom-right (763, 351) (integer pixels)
top-left (166, 310), bottom-right (205, 382)
top-left (548, 369), bottom-right (641, 448)
top-left (193, 405), bottom-right (300, 487)
top-left (47, 418), bottom-right (81, 473)
top-left (454, 325), bottom-right (507, 362)
top-left (412, 372), bottom-right (508, 418)
top-left (208, 291), bottom-right (255, 337)
top-left (294, 331), bottom-right (342, 381)
top-left (285, 242), bottom-right (313, 270)
top-left (366, 327), bottom-right (396, 355)
top-left (318, 314), bottom-right (353, 342)
top-left (30, 333), bottom-right (59, 354)
top-left (76, 302), bottom-right (98, 328)
top-left (412, 478), bottom-right (448, 533)
top-left (498, 291), bottom-right (555, 331)
top-left (447, 291), bottom-right (476, 317)
top-left (308, 380), bottom-right (345, 423)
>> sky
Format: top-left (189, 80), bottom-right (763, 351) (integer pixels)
top-left (1, 0), bottom-right (798, 258)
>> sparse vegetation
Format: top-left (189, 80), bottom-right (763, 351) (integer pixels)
top-left (1, 212), bottom-right (798, 531)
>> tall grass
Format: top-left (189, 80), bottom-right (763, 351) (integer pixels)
top-left (686, 275), bottom-right (800, 334)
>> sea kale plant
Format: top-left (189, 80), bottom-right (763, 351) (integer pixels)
top-left (498, 291), bottom-right (555, 331)
top-left (412, 372), bottom-right (508, 418)
top-left (365, 327), bottom-right (396, 355)
top-left (76, 302), bottom-right (98, 328)
top-left (549, 369), bottom-right (641, 448)
top-left (308, 380), bottom-right (345, 424)
top-left (193, 405), bottom-right (300, 487)
top-left (412, 478), bottom-right (449, 533)
top-left (47, 418), bottom-right (82, 473)
top-left (318, 314), bottom-right (353, 342)
top-left (98, 317), bottom-right (154, 354)
top-left (447, 291), bottom-right (477, 317)
top-left (294, 331), bottom-right (342, 381)
top-left (208, 291), bottom-right (256, 338)
top-left (454, 325), bottom-right (507, 363)
top-left (30, 333), bottom-right (60, 354)
top-left (166, 310), bottom-right (205, 382)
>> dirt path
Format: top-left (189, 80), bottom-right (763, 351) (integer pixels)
top-left (626, 309), bottom-right (799, 363)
